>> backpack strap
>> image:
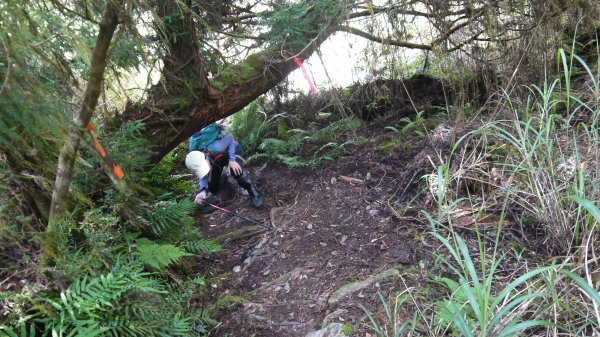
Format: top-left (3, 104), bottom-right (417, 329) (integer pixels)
top-left (208, 153), bottom-right (226, 166)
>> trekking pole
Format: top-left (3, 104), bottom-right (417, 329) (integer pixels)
top-left (203, 202), bottom-right (271, 229)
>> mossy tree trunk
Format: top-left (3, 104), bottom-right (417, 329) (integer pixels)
top-left (145, 38), bottom-right (333, 163)
top-left (124, 3), bottom-right (336, 163)
top-left (44, 0), bottom-right (121, 266)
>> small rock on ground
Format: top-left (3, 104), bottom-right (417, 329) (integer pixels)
top-left (305, 323), bottom-right (349, 337)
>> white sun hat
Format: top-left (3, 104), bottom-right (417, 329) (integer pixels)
top-left (185, 151), bottom-right (210, 179)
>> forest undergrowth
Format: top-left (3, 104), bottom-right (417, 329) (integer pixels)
top-left (1, 45), bottom-right (600, 336)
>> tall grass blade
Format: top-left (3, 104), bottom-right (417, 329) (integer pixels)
top-left (492, 266), bottom-right (558, 308)
top-left (360, 304), bottom-right (384, 336)
top-left (559, 270), bottom-right (600, 308)
top-left (569, 195), bottom-right (600, 224)
top-left (496, 320), bottom-right (558, 337)
top-left (488, 292), bottom-right (547, 329)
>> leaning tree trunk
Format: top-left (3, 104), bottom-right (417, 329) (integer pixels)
top-left (124, 2), bottom-right (336, 163)
top-left (140, 42), bottom-right (334, 163)
top-left (44, 0), bottom-right (121, 266)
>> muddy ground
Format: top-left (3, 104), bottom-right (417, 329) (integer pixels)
top-left (195, 124), bottom-right (544, 337)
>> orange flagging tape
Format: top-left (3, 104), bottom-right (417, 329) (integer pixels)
top-left (113, 165), bottom-right (125, 179)
top-left (86, 123), bottom-right (125, 180)
top-left (91, 135), bottom-right (107, 158)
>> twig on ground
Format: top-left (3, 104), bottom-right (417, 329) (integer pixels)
top-left (270, 206), bottom-right (288, 229)
top-left (338, 175), bottom-right (366, 186)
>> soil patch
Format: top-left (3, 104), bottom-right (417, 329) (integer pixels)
top-left (196, 122), bottom-right (543, 337)
top-left (196, 128), bottom-right (443, 337)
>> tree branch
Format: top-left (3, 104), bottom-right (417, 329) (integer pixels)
top-left (432, 9), bottom-right (485, 46)
top-left (223, 13), bottom-right (260, 23)
top-left (349, 4), bottom-right (471, 20)
top-left (47, 0), bottom-right (100, 24)
top-left (334, 25), bottom-right (432, 50)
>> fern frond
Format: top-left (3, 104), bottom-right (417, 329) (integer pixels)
top-left (180, 239), bottom-right (221, 254)
top-left (310, 117), bottom-right (362, 144)
top-left (43, 320), bottom-right (108, 337)
top-left (255, 132), bottom-right (307, 158)
top-left (104, 316), bottom-right (163, 337)
top-left (133, 240), bottom-right (192, 270)
top-left (57, 322), bottom-right (108, 337)
top-left (315, 141), bottom-right (340, 153)
top-left (160, 314), bottom-right (193, 336)
top-left (244, 118), bottom-right (361, 168)
top-left (258, 138), bottom-right (287, 152)
top-left (59, 273), bottom-right (130, 316)
top-left (143, 199), bottom-right (195, 235)
top-left (119, 301), bottom-right (163, 322)
top-left (191, 308), bottom-right (218, 328)
top-left (2, 267), bottom-right (215, 336)
top-left (32, 264), bottom-right (170, 333)
top-left (276, 155), bottom-right (309, 168)
top-left (246, 152), bottom-right (271, 164)
top-left (229, 101), bottom-right (275, 153)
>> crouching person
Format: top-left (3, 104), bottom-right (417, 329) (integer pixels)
top-left (185, 134), bottom-right (264, 208)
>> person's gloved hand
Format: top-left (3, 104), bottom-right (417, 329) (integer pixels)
top-left (194, 191), bottom-right (208, 204)
top-left (228, 160), bottom-right (242, 176)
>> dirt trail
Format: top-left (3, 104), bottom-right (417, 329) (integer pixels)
top-left (194, 131), bottom-right (447, 337)
top-left (190, 77), bottom-right (549, 337)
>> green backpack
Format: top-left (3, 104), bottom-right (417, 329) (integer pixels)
top-left (188, 123), bottom-right (224, 152)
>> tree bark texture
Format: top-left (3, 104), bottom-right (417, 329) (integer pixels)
top-left (156, 0), bottom-right (211, 97)
top-left (46, 0), bottom-right (121, 264)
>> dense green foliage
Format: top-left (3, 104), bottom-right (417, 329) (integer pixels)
top-left (1, 88), bottom-right (219, 334)
top-left (1, 152), bottom-right (221, 334)
top-left (1, 265), bottom-right (214, 336)
top-left (259, 0), bottom-right (341, 49)
top-left (230, 101), bottom-right (364, 167)
top-left (229, 101), bottom-right (272, 155)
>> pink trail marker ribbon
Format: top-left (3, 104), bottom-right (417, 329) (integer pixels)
top-left (294, 56), bottom-right (317, 94)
